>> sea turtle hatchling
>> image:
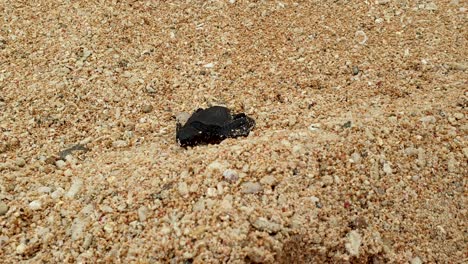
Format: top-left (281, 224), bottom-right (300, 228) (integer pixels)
top-left (176, 106), bottom-right (255, 147)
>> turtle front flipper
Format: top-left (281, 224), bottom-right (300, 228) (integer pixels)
top-left (222, 116), bottom-right (255, 138)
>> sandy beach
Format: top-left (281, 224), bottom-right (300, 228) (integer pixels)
top-left (0, 1), bottom-right (466, 263)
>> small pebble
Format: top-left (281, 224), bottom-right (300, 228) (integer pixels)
top-left (351, 217), bottom-right (368, 229)
top-left (138, 206), bottom-right (149, 222)
top-left (176, 112), bottom-right (190, 126)
top-left (206, 187), bottom-right (217, 197)
top-left (252, 217), bottom-right (282, 233)
top-left (0, 202), bottom-right (9, 215)
top-left (447, 154), bottom-right (457, 173)
top-left (178, 182), bottom-right (189, 196)
top-left (260, 175), bottom-right (276, 186)
top-left (193, 199), bottom-right (205, 212)
top-left (311, 196), bottom-right (322, 208)
top-left (321, 175), bottom-right (334, 186)
top-left (377, 0), bottom-right (390, 4)
top-left (29, 200), bottom-right (42, 210)
top-left (65, 178), bottom-right (83, 198)
top-left (83, 234), bottom-right (93, 249)
top-left (345, 230), bottom-right (362, 256)
top-left (15, 158), bottom-right (26, 167)
top-left (112, 140), bottom-right (128, 148)
top-left (142, 104), bottom-right (153, 113)
top-left (420, 116), bottom-right (436, 123)
top-left (350, 152), bottom-right (361, 163)
top-left (145, 85), bottom-right (156, 94)
top-left (71, 218), bottom-right (86, 240)
top-left (219, 197), bottom-right (233, 211)
top-left (241, 182), bottom-right (263, 194)
top-left (383, 163), bottom-right (392, 175)
top-left (0, 235), bottom-right (8, 246)
top-left (208, 160), bottom-right (227, 172)
top-left (411, 256), bottom-right (422, 264)
top-left (189, 183), bottom-right (199, 193)
top-left (288, 116), bottom-right (297, 126)
top-left (223, 169), bottom-right (239, 183)
top-left (352, 66), bottom-right (359, 75)
top-left (37, 186), bottom-right (52, 193)
top-left (308, 123), bottom-right (321, 132)
top-left (204, 62), bottom-right (214, 68)
top-left (355, 30), bottom-right (367, 45)
top-left (51, 188), bottom-right (65, 199)
top-left (425, 3), bottom-right (438, 11)
top-left (453, 113), bottom-right (464, 119)
top-left (462, 148), bottom-right (468, 159)
top-left (16, 243), bottom-right (26, 254)
top-left (55, 160), bottom-right (66, 168)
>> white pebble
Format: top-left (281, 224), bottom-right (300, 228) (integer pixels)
top-left (206, 187), bottom-right (217, 197)
top-left (355, 30), bottom-right (368, 45)
top-left (71, 218), bottom-right (86, 240)
top-left (176, 112), bottom-right (190, 126)
top-left (29, 200), bottom-right (42, 210)
top-left (112, 140), bottom-right (128, 148)
top-left (425, 3), bottom-right (438, 10)
top-left (15, 158), bottom-right (26, 167)
top-left (260, 175), bottom-right (276, 186)
top-left (462, 148), bottom-right (468, 159)
top-left (0, 202), bottom-right (9, 215)
top-left (64, 169), bottom-right (73, 177)
top-left (193, 198), bottom-right (205, 212)
top-left (178, 182), bottom-right (189, 196)
top-left (223, 169), bottom-right (239, 183)
top-left (453, 113), bottom-right (464, 120)
top-left (219, 198), bottom-right (232, 211)
top-left (310, 196), bottom-right (320, 203)
top-left (208, 160), bottom-right (228, 172)
top-left (292, 145), bottom-right (303, 154)
top-left (252, 217), bottom-right (282, 233)
top-left (138, 206), bottom-right (149, 222)
top-left (203, 62), bottom-right (215, 68)
top-left (55, 160), bottom-right (66, 169)
top-left (383, 163), bottom-right (392, 175)
top-left (447, 153), bottom-right (457, 173)
top-left (241, 182), bottom-right (263, 194)
top-left (420, 115), bottom-right (436, 123)
top-left (350, 152), bottom-right (361, 163)
top-left (321, 175), bottom-right (334, 186)
top-left (51, 187), bottom-right (65, 199)
top-left (411, 256), bottom-right (422, 264)
top-left (377, 0), bottom-right (390, 4)
top-left (345, 230), bottom-right (362, 256)
top-left (189, 183), bottom-right (199, 193)
top-left (65, 178), bottom-right (83, 198)
top-left (16, 243), bottom-right (26, 254)
top-left (37, 186), bottom-right (52, 193)
top-left (83, 234), bottom-right (93, 249)
top-left (308, 123), bottom-right (321, 132)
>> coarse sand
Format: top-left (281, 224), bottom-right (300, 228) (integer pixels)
top-left (0, 1), bottom-right (467, 263)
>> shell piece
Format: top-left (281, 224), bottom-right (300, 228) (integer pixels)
top-left (176, 106), bottom-right (255, 147)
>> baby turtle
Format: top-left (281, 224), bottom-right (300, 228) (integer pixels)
top-left (176, 106), bottom-right (255, 147)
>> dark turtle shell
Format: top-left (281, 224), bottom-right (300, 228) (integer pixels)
top-left (176, 106), bottom-right (255, 147)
